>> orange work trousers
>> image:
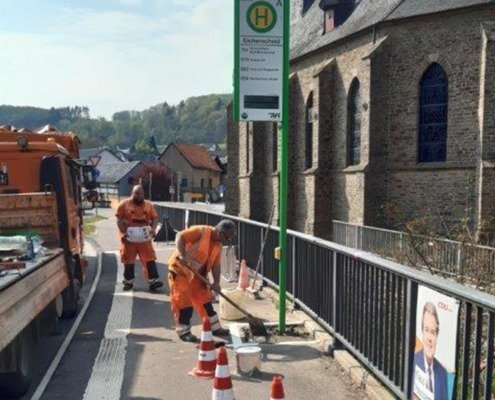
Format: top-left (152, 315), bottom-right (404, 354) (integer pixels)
top-left (120, 241), bottom-right (156, 279)
top-left (168, 271), bottom-right (212, 325)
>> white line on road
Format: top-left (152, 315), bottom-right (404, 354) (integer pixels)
top-left (82, 251), bottom-right (133, 400)
top-left (31, 244), bottom-right (102, 400)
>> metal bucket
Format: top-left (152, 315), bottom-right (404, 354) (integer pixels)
top-left (235, 345), bottom-right (262, 376)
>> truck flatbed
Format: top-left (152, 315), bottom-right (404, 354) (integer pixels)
top-left (0, 249), bottom-right (69, 352)
top-left (0, 248), bottom-right (64, 291)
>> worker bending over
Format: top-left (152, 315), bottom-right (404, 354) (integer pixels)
top-left (168, 219), bottom-right (236, 342)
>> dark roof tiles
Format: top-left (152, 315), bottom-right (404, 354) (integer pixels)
top-left (97, 161), bottom-right (141, 184)
top-left (291, 0), bottom-right (494, 60)
top-left (291, 0), bottom-right (402, 59)
top-left (386, 0), bottom-right (494, 20)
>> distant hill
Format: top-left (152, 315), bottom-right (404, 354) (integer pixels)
top-left (0, 105), bottom-right (89, 129)
top-left (0, 93), bottom-right (232, 149)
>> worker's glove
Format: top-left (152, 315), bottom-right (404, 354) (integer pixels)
top-left (177, 255), bottom-right (203, 273)
top-left (189, 259), bottom-right (203, 273)
top-left (149, 226), bottom-right (156, 237)
top-left (177, 255), bottom-right (188, 265)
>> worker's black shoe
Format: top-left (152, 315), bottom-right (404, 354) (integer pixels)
top-left (179, 332), bottom-right (199, 343)
top-left (123, 282), bottom-right (133, 291)
top-left (212, 327), bottom-right (230, 337)
top-left (149, 280), bottom-right (164, 292)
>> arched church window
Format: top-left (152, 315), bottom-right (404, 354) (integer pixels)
top-left (347, 79), bottom-right (361, 166)
top-left (305, 92), bottom-right (314, 170)
top-left (303, 0), bottom-right (315, 13)
top-left (418, 63), bottom-right (448, 163)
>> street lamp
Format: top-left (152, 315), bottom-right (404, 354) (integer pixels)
top-left (177, 170), bottom-right (182, 202)
top-left (170, 137), bottom-right (179, 202)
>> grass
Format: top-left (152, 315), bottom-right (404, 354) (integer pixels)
top-left (83, 215), bottom-right (107, 236)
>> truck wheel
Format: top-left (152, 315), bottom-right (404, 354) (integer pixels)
top-left (61, 279), bottom-right (80, 319)
top-left (0, 329), bottom-right (33, 398)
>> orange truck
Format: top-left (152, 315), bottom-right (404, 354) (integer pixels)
top-left (0, 125), bottom-right (95, 397)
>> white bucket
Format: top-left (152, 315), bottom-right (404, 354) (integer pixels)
top-left (219, 288), bottom-right (246, 321)
top-left (126, 226), bottom-right (152, 243)
top-left (235, 345), bottom-right (262, 376)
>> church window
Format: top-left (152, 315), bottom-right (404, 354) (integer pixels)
top-left (303, 0), bottom-right (315, 13)
top-left (347, 79), bottom-right (361, 166)
top-left (305, 92), bottom-right (314, 170)
top-left (418, 63), bottom-right (448, 163)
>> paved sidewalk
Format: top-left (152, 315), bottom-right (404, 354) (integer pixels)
top-left (85, 208), bottom-right (374, 399)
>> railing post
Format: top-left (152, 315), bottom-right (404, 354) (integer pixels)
top-left (330, 249), bottom-right (345, 354)
top-left (332, 250), bottom-right (338, 329)
top-left (403, 279), bottom-right (418, 398)
top-left (354, 224), bottom-right (358, 249)
top-left (292, 236), bottom-right (296, 300)
top-left (457, 245), bottom-right (462, 275)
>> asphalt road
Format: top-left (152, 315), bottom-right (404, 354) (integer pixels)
top-left (20, 207), bottom-right (368, 400)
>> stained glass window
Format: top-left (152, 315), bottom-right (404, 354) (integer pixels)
top-left (418, 63), bottom-right (448, 163)
top-left (348, 79), bottom-right (361, 166)
top-left (305, 92), bottom-right (314, 170)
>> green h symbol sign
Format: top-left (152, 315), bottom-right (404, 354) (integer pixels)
top-left (247, 2), bottom-right (277, 33)
top-left (255, 6), bottom-right (269, 27)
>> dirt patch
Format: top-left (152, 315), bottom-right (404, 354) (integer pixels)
top-left (241, 324), bottom-right (312, 344)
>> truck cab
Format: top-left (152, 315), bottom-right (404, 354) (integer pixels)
top-left (0, 130), bottom-right (88, 289)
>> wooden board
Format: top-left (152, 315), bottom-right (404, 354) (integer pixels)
top-left (0, 192), bottom-right (60, 247)
top-left (0, 251), bottom-right (68, 352)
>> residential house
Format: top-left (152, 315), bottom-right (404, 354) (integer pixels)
top-left (79, 147), bottom-right (126, 165)
top-left (97, 161), bottom-right (142, 199)
top-left (159, 143), bottom-right (222, 202)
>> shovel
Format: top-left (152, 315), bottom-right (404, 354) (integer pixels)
top-left (180, 260), bottom-right (268, 337)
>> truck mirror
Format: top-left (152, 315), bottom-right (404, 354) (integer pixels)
top-left (82, 165), bottom-right (98, 190)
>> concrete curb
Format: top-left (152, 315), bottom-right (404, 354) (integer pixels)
top-left (261, 286), bottom-right (396, 400)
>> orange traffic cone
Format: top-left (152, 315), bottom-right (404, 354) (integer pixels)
top-left (270, 376), bottom-right (285, 400)
top-left (189, 317), bottom-right (216, 379)
top-left (212, 346), bottom-right (235, 400)
top-left (237, 259), bottom-right (250, 290)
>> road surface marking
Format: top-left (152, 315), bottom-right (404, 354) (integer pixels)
top-left (83, 251), bottom-right (133, 400)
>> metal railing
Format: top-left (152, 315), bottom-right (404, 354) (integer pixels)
top-left (156, 204), bottom-right (495, 400)
top-left (333, 221), bottom-right (495, 278)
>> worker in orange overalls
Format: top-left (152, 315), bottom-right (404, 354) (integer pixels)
top-left (116, 185), bottom-right (163, 291)
top-left (168, 219), bottom-right (236, 342)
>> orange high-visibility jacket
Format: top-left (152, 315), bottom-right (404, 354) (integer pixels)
top-left (116, 199), bottom-right (157, 232)
top-left (168, 226), bottom-right (221, 280)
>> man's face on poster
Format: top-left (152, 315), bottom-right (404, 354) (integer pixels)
top-left (422, 311), bottom-right (439, 364)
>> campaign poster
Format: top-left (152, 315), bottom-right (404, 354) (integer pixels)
top-left (411, 285), bottom-right (460, 400)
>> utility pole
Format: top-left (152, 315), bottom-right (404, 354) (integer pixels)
top-left (278, 0), bottom-right (290, 333)
top-left (177, 171), bottom-right (182, 202)
top-left (235, 0), bottom-right (289, 331)
top-left (148, 172), bottom-right (152, 200)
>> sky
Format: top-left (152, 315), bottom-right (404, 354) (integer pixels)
top-left (0, 0), bottom-right (234, 120)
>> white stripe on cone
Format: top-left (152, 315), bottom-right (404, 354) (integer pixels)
top-left (215, 364), bottom-right (231, 378)
top-left (212, 388), bottom-right (235, 400)
top-left (201, 331), bottom-right (213, 341)
top-left (198, 350), bottom-right (216, 361)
